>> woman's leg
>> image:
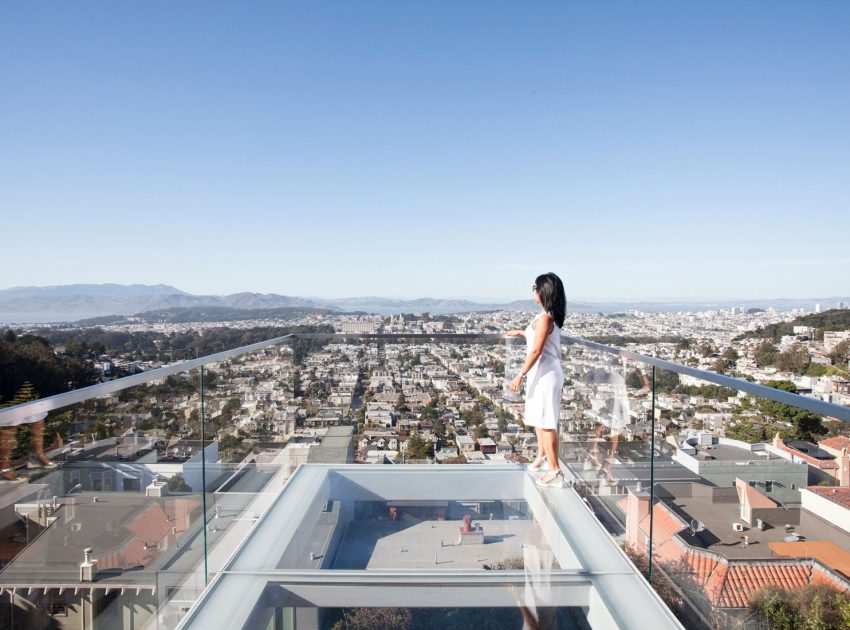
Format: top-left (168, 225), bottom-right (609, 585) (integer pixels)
top-left (0, 428), bottom-right (18, 480)
top-left (527, 427), bottom-right (547, 470)
top-left (548, 429), bottom-right (560, 471)
top-left (30, 419), bottom-right (54, 466)
top-left (539, 429), bottom-right (560, 482)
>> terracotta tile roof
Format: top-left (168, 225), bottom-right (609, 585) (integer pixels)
top-left (805, 486), bottom-right (850, 509)
top-left (638, 503), bottom-right (688, 543)
top-left (769, 541), bottom-right (850, 579)
top-left (687, 550), bottom-right (718, 585)
top-left (706, 561), bottom-right (812, 608)
top-left (820, 435), bottom-right (850, 451)
top-left (654, 538), bottom-right (850, 609)
top-left (812, 564), bottom-right (850, 592)
top-left (635, 503), bottom-right (689, 562)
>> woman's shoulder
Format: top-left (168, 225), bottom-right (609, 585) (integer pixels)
top-left (541, 309), bottom-right (561, 328)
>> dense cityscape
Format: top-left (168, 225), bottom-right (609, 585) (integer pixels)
top-left (2, 302), bottom-right (849, 628)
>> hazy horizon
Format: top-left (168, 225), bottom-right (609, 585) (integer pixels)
top-left (3, 281), bottom-right (850, 305)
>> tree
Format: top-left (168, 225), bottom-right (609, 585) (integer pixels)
top-left (433, 419), bottom-right (447, 441)
top-left (654, 369), bottom-right (680, 393)
top-left (725, 417), bottom-right (769, 444)
top-left (0, 331), bottom-right (96, 403)
top-left (405, 430), bottom-right (432, 459)
top-left (754, 340), bottom-right (778, 368)
top-left (1, 382), bottom-right (40, 458)
top-left (712, 358), bottom-right (729, 374)
top-left (461, 404), bottom-right (484, 426)
top-left (94, 422), bottom-right (109, 440)
top-left (473, 423), bottom-right (489, 440)
top-left (757, 381), bottom-right (826, 441)
top-left (332, 608), bottom-right (412, 630)
top-left (167, 474), bottom-right (192, 492)
top-left (774, 343), bottom-right (811, 374)
top-left (626, 369), bottom-right (644, 389)
top-left (828, 339), bottom-right (850, 366)
top-left (749, 585), bottom-right (850, 630)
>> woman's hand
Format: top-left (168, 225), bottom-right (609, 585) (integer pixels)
top-left (506, 330), bottom-right (525, 337)
top-left (510, 373), bottom-right (524, 392)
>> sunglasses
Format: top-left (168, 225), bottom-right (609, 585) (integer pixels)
top-left (532, 285), bottom-right (537, 292)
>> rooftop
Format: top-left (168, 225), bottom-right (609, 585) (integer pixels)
top-left (820, 435), bottom-right (850, 451)
top-left (784, 440), bottom-right (836, 461)
top-left (689, 443), bottom-right (774, 463)
top-left (805, 485), bottom-right (850, 510)
top-left (0, 492), bottom-right (202, 588)
top-left (307, 425), bottom-right (355, 464)
top-left (769, 541), bottom-right (850, 579)
top-left (655, 483), bottom-right (850, 561)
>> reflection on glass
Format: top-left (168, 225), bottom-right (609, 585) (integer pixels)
top-left (504, 336), bottom-right (525, 402)
top-left (0, 372), bottom-right (211, 628)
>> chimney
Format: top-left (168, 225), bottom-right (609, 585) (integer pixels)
top-left (626, 489), bottom-right (651, 551)
top-left (80, 547), bottom-right (97, 582)
top-left (146, 478), bottom-right (169, 497)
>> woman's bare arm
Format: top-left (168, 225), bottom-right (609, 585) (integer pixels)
top-left (519, 314), bottom-right (552, 376)
top-left (509, 315), bottom-right (553, 392)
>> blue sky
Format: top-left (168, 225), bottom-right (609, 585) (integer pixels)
top-left (2, 2), bottom-right (848, 302)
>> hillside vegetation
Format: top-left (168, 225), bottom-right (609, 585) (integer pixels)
top-left (735, 309), bottom-right (850, 341)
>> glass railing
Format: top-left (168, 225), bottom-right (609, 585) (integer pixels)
top-left (0, 332), bottom-right (847, 629)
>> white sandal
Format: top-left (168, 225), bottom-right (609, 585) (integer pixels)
top-left (536, 469), bottom-right (565, 488)
top-left (527, 456), bottom-right (549, 472)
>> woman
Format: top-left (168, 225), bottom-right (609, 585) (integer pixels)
top-left (507, 273), bottom-right (566, 487)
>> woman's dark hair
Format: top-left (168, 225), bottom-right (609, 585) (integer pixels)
top-left (534, 272), bottom-right (566, 328)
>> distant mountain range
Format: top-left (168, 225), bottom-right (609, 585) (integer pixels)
top-left (0, 284), bottom-right (847, 324)
top-left (73, 306), bottom-right (340, 326)
top-left (0, 284), bottom-right (328, 323)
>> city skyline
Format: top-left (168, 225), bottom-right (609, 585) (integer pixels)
top-left (2, 3), bottom-right (849, 300)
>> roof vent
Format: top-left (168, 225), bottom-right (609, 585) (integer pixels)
top-left (80, 548), bottom-right (97, 582)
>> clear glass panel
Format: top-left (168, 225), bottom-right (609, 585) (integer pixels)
top-left (559, 346), bottom-right (655, 499)
top-left (0, 369), bottom-right (209, 628)
top-left (642, 365), bottom-right (850, 627)
top-left (199, 344), bottom-right (295, 584)
top-left (11, 331), bottom-right (843, 628)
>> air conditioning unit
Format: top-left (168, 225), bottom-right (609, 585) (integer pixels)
top-left (732, 522), bottom-right (745, 532)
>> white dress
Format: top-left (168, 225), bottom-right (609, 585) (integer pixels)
top-left (523, 311), bottom-right (563, 430)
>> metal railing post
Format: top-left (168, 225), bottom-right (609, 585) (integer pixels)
top-left (648, 365), bottom-right (656, 583)
top-left (200, 365), bottom-right (208, 585)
